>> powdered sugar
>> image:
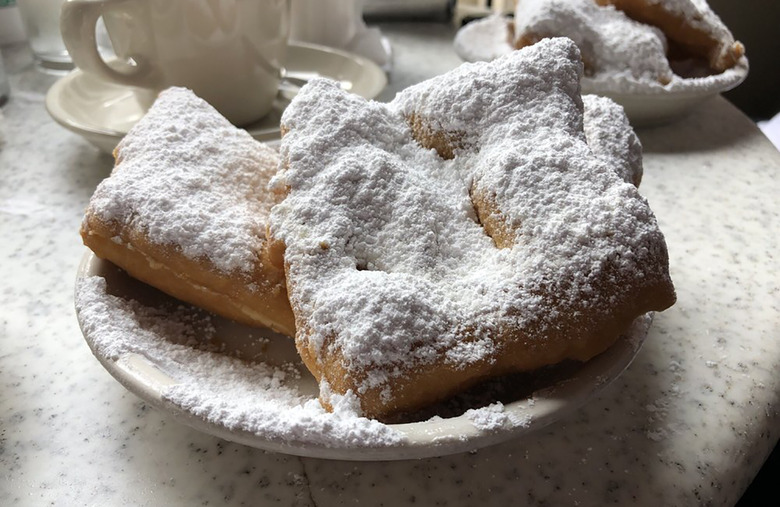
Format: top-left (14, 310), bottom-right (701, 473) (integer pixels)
top-left (582, 95), bottom-right (643, 186)
top-left (514, 0), bottom-right (674, 84)
top-left (84, 87), bottom-right (277, 275)
top-left (637, 0), bottom-right (734, 46)
top-left (73, 260), bottom-right (653, 454)
top-left (272, 38), bottom-right (672, 411)
top-left (465, 402), bottom-right (532, 431)
top-left (454, 0), bottom-right (747, 95)
top-left (75, 274), bottom-right (404, 448)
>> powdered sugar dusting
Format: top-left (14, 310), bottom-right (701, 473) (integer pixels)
top-left (75, 275), bottom-right (403, 448)
top-left (74, 267), bottom-right (652, 452)
top-left (582, 94), bottom-right (643, 186)
top-left (514, 0), bottom-right (674, 84)
top-left (643, 0), bottom-right (734, 46)
top-left (466, 402), bottom-right (532, 431)
top-left (273, 38), bottom-right (671, 409)
top-left (455, 0), bottom-right (747, 95)
top-left (84, 87), bottom-right (277, 275)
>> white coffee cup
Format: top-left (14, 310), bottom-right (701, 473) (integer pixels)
top-left (61, 0), bottom-right (289, 126)
top-left (290, 0), bottom-right (361, 49)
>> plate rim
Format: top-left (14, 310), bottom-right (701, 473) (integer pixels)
top-left (75, 250), bottom-right (652, 461)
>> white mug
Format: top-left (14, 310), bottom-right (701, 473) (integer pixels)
top-left (289, 0), bottom-right (361, 49)
top-left (61, 0), bottom-right (290, 126)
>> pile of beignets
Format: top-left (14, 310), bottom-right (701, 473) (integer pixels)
top-left (511, 0), bottom-right (744, 83)
top-left (82, 37), bottom-right (675, 421)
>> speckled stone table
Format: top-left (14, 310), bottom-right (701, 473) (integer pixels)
top-left (1, 23), bottom-right (778, 507)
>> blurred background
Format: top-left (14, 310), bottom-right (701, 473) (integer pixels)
top-left (708, 0), bottom-right (780, 120)
top-left (365, 0), bottom-right (780, 121)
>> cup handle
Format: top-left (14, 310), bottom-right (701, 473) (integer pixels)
top-left (60, 0), bottom-right (159, 88)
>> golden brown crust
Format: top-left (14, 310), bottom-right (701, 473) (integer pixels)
top-left (406, 112), bottom-right (465, 160)
top-left (81, 214), bottom-right (296, 336)
top-left (595, 0), bottom-right (744, 72)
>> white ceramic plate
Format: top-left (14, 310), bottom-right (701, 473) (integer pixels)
top-left (75, 251), bottom-right (653, 461)
top-left (46, 42), bottom-right (388, 154)
top-left (453, 16), bottom-right (748, 127)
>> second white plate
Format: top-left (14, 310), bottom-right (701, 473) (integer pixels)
top-left (75, 251), bottom-right (653, 461)
top-left (46, 42), bottom-right (388, 154)
top-left (454, 16), bottom-right (748, 127)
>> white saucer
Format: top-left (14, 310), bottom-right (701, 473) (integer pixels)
top-left (75, 251), bottom-right (653, 461)
top-left (454, 16), bottom-right (748, 127)
top-left (46, 42), bottom-right (388, 154)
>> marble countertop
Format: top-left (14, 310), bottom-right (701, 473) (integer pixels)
top-left (2, 22), bottom-right (779, 507)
